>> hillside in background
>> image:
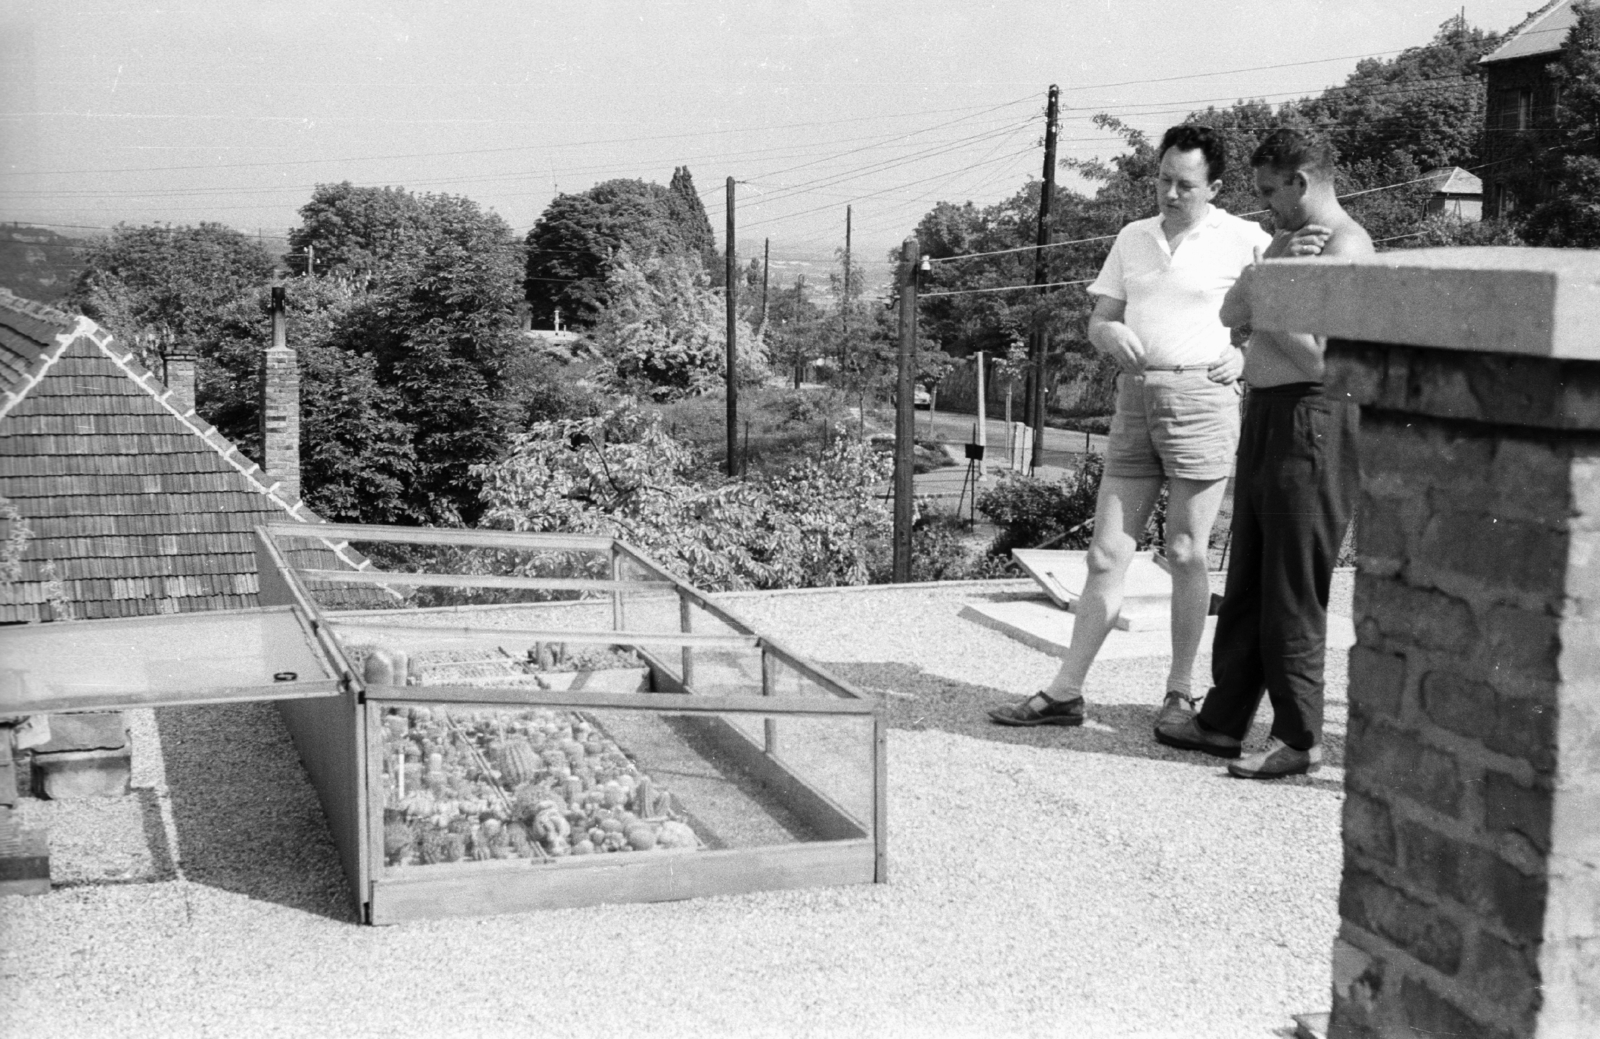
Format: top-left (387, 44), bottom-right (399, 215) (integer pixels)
top-left (0, 224), bottom-right (86, 304)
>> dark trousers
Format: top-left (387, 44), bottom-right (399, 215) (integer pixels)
top-left (1198, 383), bottom-right (1358, 751)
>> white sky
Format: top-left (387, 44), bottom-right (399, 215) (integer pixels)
top-left (0, 1), bottom-right (1547, 267)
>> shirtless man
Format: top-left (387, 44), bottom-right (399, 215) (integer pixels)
top-left (1155, 128), bottom-right (1374, 778)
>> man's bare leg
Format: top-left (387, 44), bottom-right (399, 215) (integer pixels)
top-left (1041, 474), bottom-right (1163, 697)
top-left (1161, 475), bottom-right (1230, 700)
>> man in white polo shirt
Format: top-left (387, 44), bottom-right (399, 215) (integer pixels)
top-left (991, 124), bottom-right (1321, 731)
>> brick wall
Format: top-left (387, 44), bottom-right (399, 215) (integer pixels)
top-left (1326, 340), bottom-right (1599, 1038)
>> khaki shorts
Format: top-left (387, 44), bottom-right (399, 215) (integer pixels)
top-left (1104, 369), bottom-right (1241, 482)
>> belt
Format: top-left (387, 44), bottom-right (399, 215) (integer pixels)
top-left (1137, 364), bottom-right (1212, 372)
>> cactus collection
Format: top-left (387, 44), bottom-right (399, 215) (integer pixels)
top-left (379, 706), bottom-right (698, 868)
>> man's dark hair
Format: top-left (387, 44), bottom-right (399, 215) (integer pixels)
top-left (1158, 125), bottom-right (1225, 183)
top-left (1251, 129), bottom-right (1336, 178)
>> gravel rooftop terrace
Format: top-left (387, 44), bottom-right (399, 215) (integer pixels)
top-left (2, 574), bottom-right (1352, 1039)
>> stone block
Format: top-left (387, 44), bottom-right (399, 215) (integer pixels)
top-left (1325, 341), bottom-right (1387, 408)
top-left (1465, 930), bottom-right (1541, 1024)
top-left (1396, 820), bottom-right (1548, 941)
top-left (1399, 976), bottom-right (1512, 1039)
top-left (1418, 510), bottom-right (1568, 599)
top-left (1481, 604), bottom-right (1562, 682)
top-left (1360, 411), bottom-right (1491, 492)
top-left (1343, 790), bottom-right (1396, 866)
top-left (0, 813), bottom-right (50, 897)
top-left (31, 711), bottom-right (131, 799)
top-left (1348, 646), bottom-right (1406, 720)
top-left (1339, 864), bottom-right (1463, 975)
top-left (1482, 770), bottom-right (1552, 854)
top-left (1347, 715), bottom-right (1463, 818)
top-left (1360, 579), bottom-right (1476, 655)
top-left (1419, 669), bottom-right (1496, 742)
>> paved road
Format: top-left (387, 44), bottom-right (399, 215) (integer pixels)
top-left (913, 406), bottom-right (1107, 470)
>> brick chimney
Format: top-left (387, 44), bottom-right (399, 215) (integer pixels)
top-left (161, 343), bottom-right (196, 416)
top-left (259, 286), bottom-right (301, 500)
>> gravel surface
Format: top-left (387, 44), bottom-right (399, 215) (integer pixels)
top-left (1, 573), bottom-right (1354, 1039)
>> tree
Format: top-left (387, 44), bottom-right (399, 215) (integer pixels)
top-left (766, 275), bottom-right (825, 388)
top-left (286, 182), bottom-right (425, 279)
top-left (589, 249), bottom-right (765, 401)
top-left (667, 166), bottom-right (720, 281)
top-left (1298, 17), bottom-right (1501, 173)
top-left (524, 178), bottom-right (705, 330)
top-left (68, 222), bottom-right (275, 370)
top-left (1524, 2), bottom-right (1600, 246)
top-left (352, 192), bottom-right (528, 524)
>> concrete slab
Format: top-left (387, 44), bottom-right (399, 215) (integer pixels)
top-left (961, 595), bottom-right (1356, 659)
top-left (1012, 549), bottom-right (1173, 630)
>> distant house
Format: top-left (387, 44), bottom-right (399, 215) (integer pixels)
top-left (0, 288), bottom-right (369, 623)
top-left (1479, 0), bottom-right (1576, 218)
top-left (1422, 167), bottom-right (1484, 221)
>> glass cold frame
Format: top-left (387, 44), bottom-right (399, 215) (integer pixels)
top-left (376, 701), bottom-right (875, 874)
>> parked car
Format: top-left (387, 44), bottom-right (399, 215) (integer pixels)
top-left (913, 384), bottom-right (932, 409)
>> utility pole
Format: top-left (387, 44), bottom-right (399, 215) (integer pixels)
top-left (759, 237), bottom-right (770, 337)
top-left (893, 237), bottom-right (919, 582)
top-left (841, 205), bottom-right (852, 370)
top-left (1029, 84), bottom-right (1060, 471)
top-left (725, 177), bottom-right (738, 478)
top-left (306, 242), bottom-right (316, 281)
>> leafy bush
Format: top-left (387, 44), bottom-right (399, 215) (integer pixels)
top-left (891, 513), bottom-right (1016, 583)
top-left (473, 406), bottom-right (890, 590)
top-left (977, 455), bottom-right (1105, 557)
top-left (591, 251), bottom-right (765, 402)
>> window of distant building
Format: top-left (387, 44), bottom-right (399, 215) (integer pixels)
top-left (1519, 89), bottom-right (1534, 130)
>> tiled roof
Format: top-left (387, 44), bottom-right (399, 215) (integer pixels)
top-left (1423, 167), bottom-right (1483, 196)
top-left (1482, 0), bottom-right (1575, 64)
top-left (0, 287), bottom-right (372, 622)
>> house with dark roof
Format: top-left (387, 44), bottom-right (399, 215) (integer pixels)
top-left (0, 287), bottom-right (369, 623)
top-left (1479, 0), bottom-right (1577, 218)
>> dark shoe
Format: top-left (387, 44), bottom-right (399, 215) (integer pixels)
top-left (1153, 690), bottom-right (1200, 735)
top-left (988, 691), bottom-right (1085, 727)
top-left (1154, 715), bottom-right (1242, 759)
top-left (1228, 739), bottom-right (1322, 779)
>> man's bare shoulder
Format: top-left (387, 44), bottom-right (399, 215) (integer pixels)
top-left (1323, 214), bottom-right (1374, 258)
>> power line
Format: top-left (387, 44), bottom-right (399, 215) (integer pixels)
top-left (921, 278), bottom-right (1094, 299)
top-left (0, 97), bottom-right (1040, 180)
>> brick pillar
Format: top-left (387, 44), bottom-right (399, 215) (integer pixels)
top-left (1252, 248), bottom-right (1600, 1038)
top-left (162, 346), bottom-right (196, 415)
top-left (260, 286), bottom-right (300, 500)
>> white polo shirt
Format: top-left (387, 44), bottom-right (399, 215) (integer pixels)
top-left (1089, 206), bottom-right (1271, 368)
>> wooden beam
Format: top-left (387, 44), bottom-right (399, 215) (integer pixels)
top-left (260, 521), bottom-right (615, 553)
top-left (359, 683), bottom-right (878, 715)
top-left (297, 569), bottom-right (672, 593)
top-left (7, 679), bottom-right (343, 716)
top-left (611, 542), bottom-right (759, 632)
top-left (327, 620), bottom-right (757, 650)
top-left (369, 840), bottom-right (876, 923)
top-left (756, 635), bottom-right (871, 702)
